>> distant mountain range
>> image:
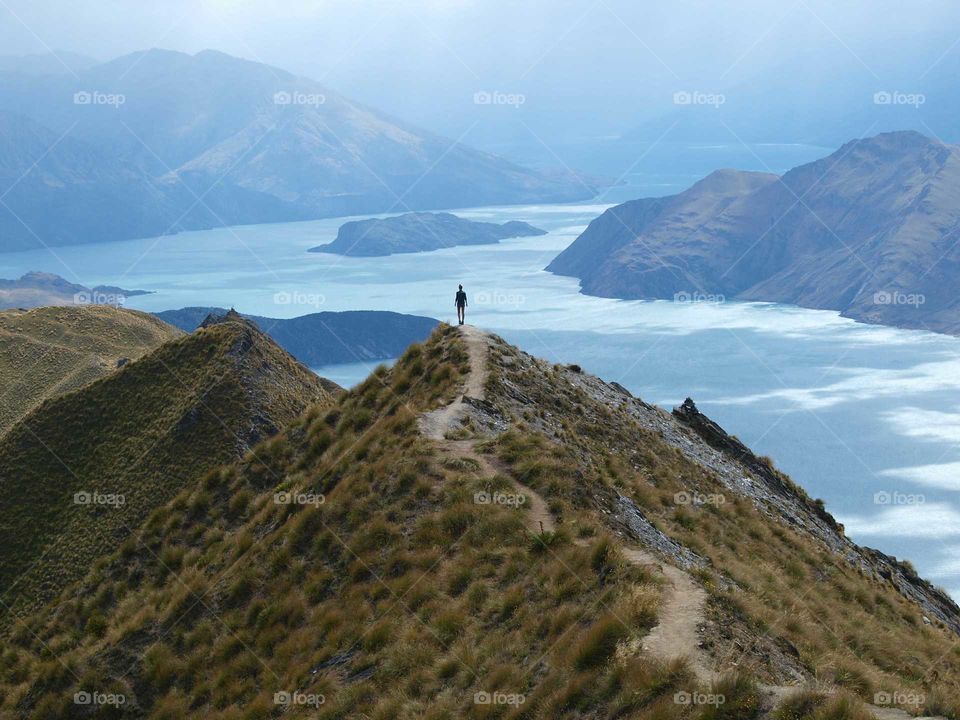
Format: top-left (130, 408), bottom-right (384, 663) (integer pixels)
top-left (155, 306), bottom-right (438, 366)
top-left (0, 49), bottom-right (598, 252)
top-left (309, 211), bottom-right (547, 256)
top-left (0, 271), bottom-right (151, 309)
top-left (548, 131), bottom-right (960, 335)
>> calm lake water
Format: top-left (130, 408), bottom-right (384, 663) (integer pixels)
top-left (5, 167), bottom-right (960, 598)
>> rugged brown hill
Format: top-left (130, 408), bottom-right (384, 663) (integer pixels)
top-left (0, 313), bottom-right (333, 624)
top-left (0, 325), bottom-right (956, 719)
top-left (548, 131), bottom-right (960, 335)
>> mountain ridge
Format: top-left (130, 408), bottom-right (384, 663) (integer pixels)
top-left (0, 49), bottom-right (598, 252)
top-left (0, 304), bottom-right (181, 436)
top-left (0, 313), bottom-right (333, 622)
top-left (154, 306), bottom-right (439, 366)
top-left (0, 324), bottom-right (957, 717)
top-left (547, 130), bottom-right (960, 336)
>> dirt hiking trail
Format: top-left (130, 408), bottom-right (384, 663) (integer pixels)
top-left (417, 325), bottom-right (932, 720)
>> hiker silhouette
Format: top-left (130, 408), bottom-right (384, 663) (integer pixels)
top-left (455, 284), bottom-right (467, 325)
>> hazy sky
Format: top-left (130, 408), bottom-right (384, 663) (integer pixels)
top-left (2, 0), bottom-right (960, 139)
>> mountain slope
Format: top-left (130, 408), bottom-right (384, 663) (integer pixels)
top-left (0, 49), bottom-right (598, 251)
top-left (1, 325), bottom-right (957, 719)
top-left (154, 307), bottom-right (438, 366)
top-left (0, 111), bottom-right (181, 251)
top-left (548, 131), bottom-right (960, 335)
top-left (0, 313), bottom-right (332, 623)
top-left (0, 304), bottom-right (181, 436)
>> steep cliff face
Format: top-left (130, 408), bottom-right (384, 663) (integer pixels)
top-left (548, 131), bottom-right (960, 336)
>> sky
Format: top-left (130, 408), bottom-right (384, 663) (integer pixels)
top-left (3, 0), bottom-right (960, 144)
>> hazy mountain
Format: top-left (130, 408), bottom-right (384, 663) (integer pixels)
top-left (309, 211), bottom-right (547, 256)
top-left (155, 306), bottom-right (438, 365)
top-left (0, 271), bottom-right (151, 309)
top-left (0, 49), bottom-right (597, 252)
top-left (548, 131), bottom-right (960, 335)
top-left (0, 305), bottom-right (180, 436)
top-left (0, 312), bottom-right (333, 621)
top-left (0, 324), bottom-right (956, 717)
top-left (0, 111), bottom-right (184, 251)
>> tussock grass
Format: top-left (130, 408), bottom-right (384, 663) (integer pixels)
top-left (0, 324), bottom-right (692, 719)
top-left (484, 334), bottom-right (960, 710)
top-left (0, 317), bottom-right (330, 625)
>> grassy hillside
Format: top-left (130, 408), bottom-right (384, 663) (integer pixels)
top-left (479, 335), bottom-right (960, 714)
top-left (0, 325), bottom-right (957, 719)
top-left (0, 315), bottom-right (332, 625)
top-left (0, 305), bottom-right (181, 435)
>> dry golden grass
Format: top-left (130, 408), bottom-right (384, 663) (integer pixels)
top-left (0, 304), bottom-right (181, 435)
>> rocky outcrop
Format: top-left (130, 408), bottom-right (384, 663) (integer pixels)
top-left (671, 399), bottom-right (960, 634)
top-left (480, 331), bottom-right (960, 637)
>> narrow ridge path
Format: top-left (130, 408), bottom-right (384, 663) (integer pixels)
top-left (418, 326), bottom-right (714, 678)
top-left (417, 326), bottom-right (930, 720)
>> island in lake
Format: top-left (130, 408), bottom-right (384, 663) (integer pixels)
top-left (309, 212), bottom-right (547, 257)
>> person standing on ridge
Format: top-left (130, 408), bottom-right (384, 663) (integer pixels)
top-left (455, 284), bottom-right (468, 325)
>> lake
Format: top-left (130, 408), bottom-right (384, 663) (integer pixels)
top-left (4, 177), bottom-right (959, 599)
